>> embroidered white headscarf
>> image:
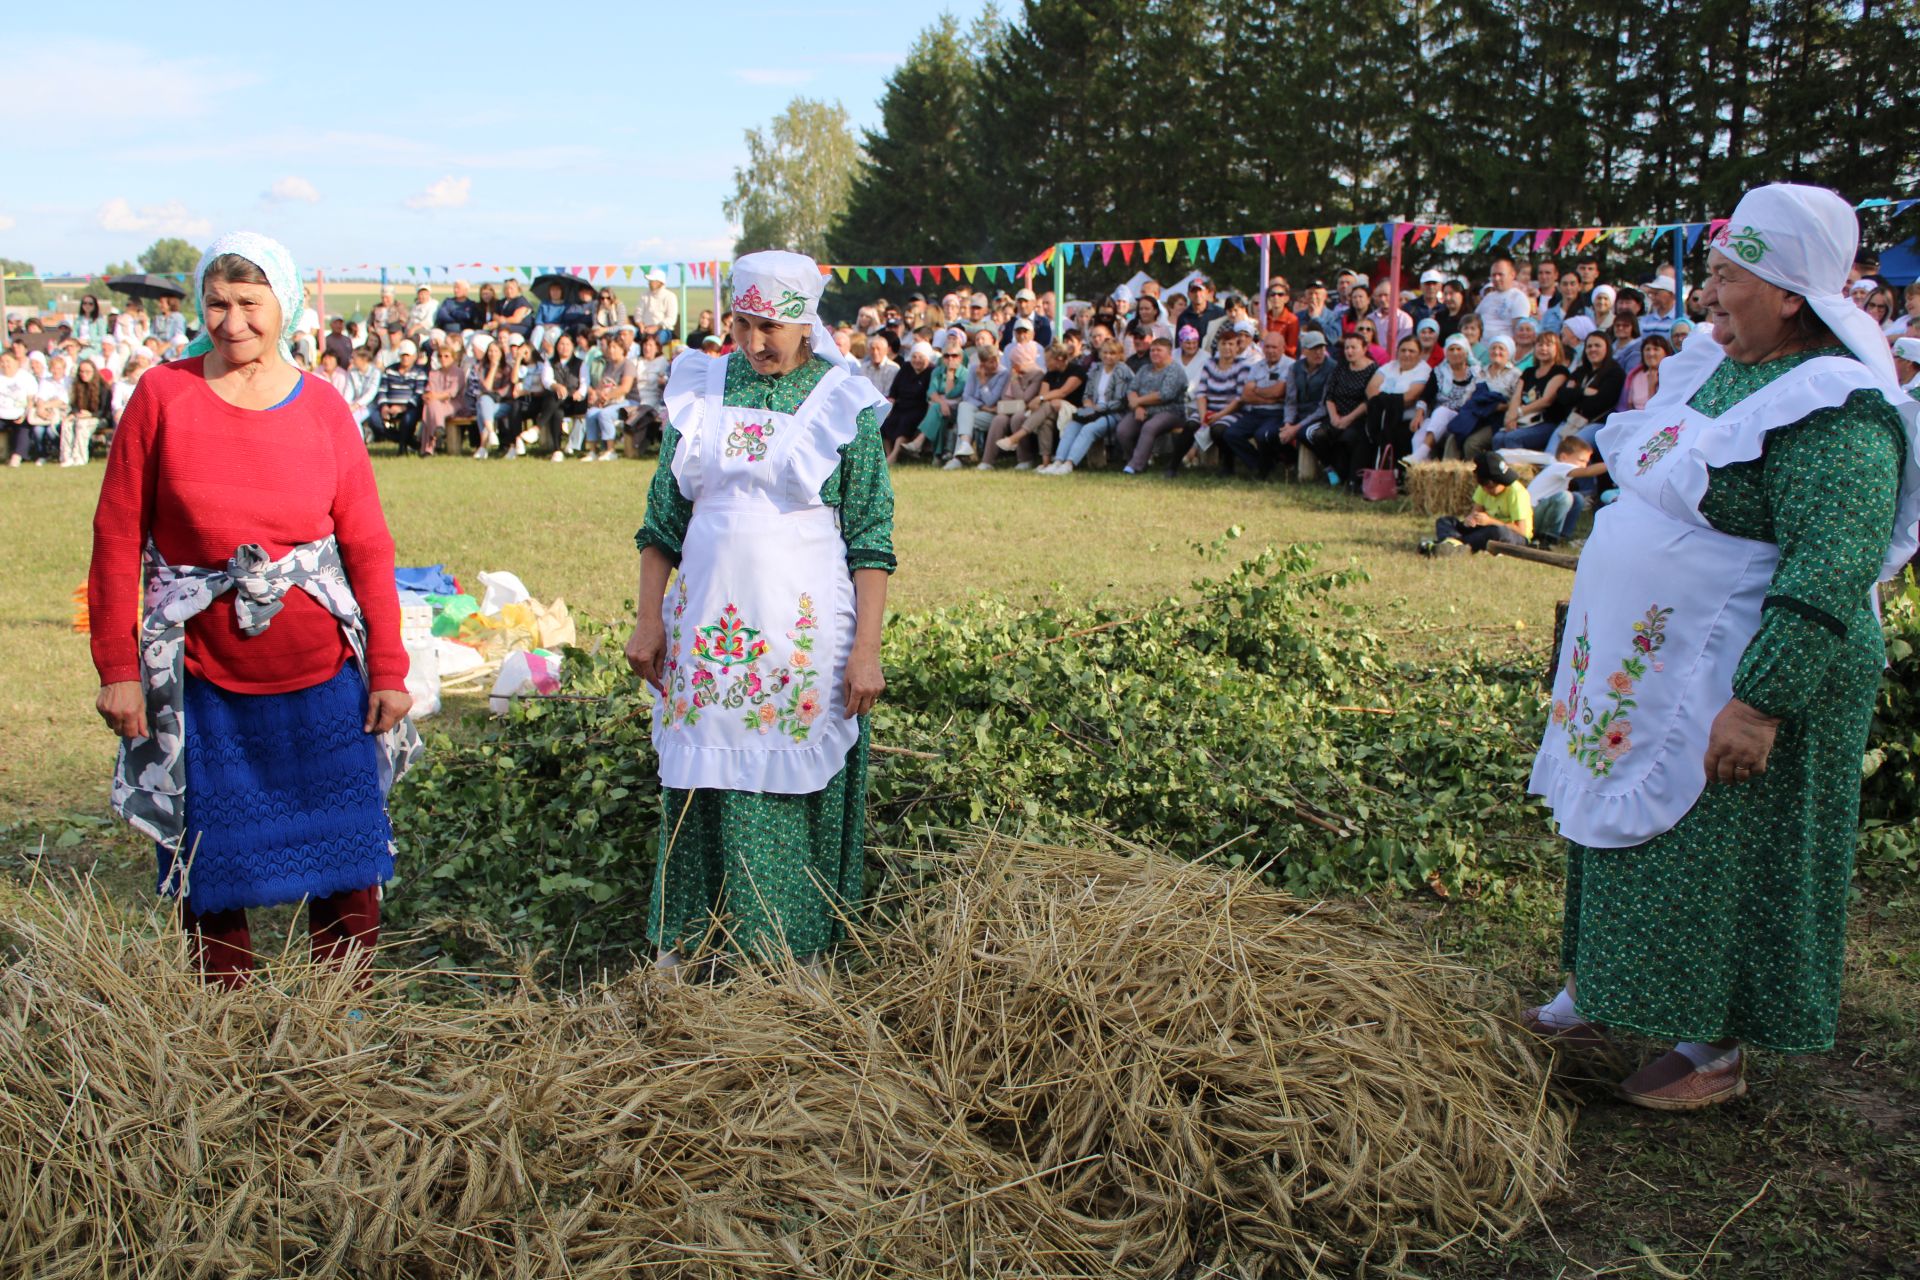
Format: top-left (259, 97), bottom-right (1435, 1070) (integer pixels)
top-left (1709, 183), bottom-right (1919, 574)
top-left (183, 231), bottom-right (306, 363)
top-left (728, 249), bottom-right (859, 376)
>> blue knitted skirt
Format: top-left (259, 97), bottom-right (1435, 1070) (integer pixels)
top-left (159, 663), bottom-right (395, 914)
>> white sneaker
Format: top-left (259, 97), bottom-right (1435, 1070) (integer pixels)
top-left (973, 463), bottom-right (993, 472)
top-left (1054, 461), bottom-right (1074, 475)
top-left (954, 439), bottom-right (976, 458)
top-left (578, 451), bottom-right (597, 461)
top-left (1014, 461), bottom-right (1035, 471)
top-left (474, 447), bottom-right (490, 460)
top-left (942, 458), bottom-right (964, 471)
top-left (597, 451), bottom-right (615, 462)
top-left (550, 450), bottom-right (566, 462)
top-left (509, 441), bottom-right (524, 458)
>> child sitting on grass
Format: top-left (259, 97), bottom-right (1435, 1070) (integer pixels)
top-left (1420, 451), bottom-right (1532, 558)
top-left (1498, 434), bottom-right (1609, 545)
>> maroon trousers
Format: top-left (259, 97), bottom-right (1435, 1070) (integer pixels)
top-left (181, 886), bottom-right (381, 988)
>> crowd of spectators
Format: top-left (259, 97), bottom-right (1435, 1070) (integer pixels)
top-left (7, 252), bottom-right (1917, 513)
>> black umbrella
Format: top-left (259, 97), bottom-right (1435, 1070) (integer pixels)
top-left (529, 272), bottom-right (594, 301)
top-left (106, 273), bottom-right (188, 301)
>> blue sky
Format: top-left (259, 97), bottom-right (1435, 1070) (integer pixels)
top-left (3, 2), bottom-right (993, 277)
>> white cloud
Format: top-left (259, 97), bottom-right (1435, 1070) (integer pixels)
top-left (265, 176), bottom-right (320, 204)
top-left (405, 176), bottom-right (472, 210)
top-left (0, 214), bottom-right (15, 233)
top-left (95, 197), bottom-right (213, 237)
top-left (14, 41), bottom-right (258, 135)
top-left (731, 68), bottom-right (816, 87)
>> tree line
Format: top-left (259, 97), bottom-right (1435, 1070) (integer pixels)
top-left (804, 0), bottom-right (1917, 293)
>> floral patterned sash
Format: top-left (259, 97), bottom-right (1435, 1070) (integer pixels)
top-left (111, 536), bottom-right (424, 846)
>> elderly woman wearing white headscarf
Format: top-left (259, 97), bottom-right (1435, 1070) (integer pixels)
top-left (625, 249), bottom-right (895, 969)
top-left (1527, 185), bottom-right (1920, 1109)
top-left (87, 231), bottom-right (419, 988)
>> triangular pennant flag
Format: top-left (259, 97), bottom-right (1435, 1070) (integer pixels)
top-left (1333, 225), bottom-right (1354, 247)
top-left (1182, 237), bottom-right (1202, 262)
top-left (1100, 241), bottom-right (1116, 265)
top-left (945, 264), bottom-right (962, 282)
top-left (1857, 197), bottom-right (1893, 209)
top-left (1227, 235), bottom-right (1245, 255)
top-left (1653, 224), bottom-right (1678, 238)
top-left (1271, 232), bottom-right (1288, 257)
top-left (1138, 238), bottom-right (1156, 262)
top-left (1621, 226), bottom-right (1646, 247)
top-left (1312, 227), bottom-right (1333, 252)
top-left (519, 265), bottom-right (533, 278)
top-left (1576, 228), bottom-right (1602, 251)
top-left (1507, 230), bottom-right (1529, 248)
top-left (909, 266), bottom-right (923, 284)
top-left (832, 266), bottom-right (850, 282)
top-left (1361, 224), bottom-right (1381, 250)
top-left (1292, 230), bottom-right (1309, 254)
top-left (1683, 223), bottom-right (1706, 252)
top-left (962, 265), bottom-right (977, 282)
top-left (586, 266), bottom-right (599, 280)
top-left (1896, 199), bottom-right (1917, 216)
top-left (1532, 229), bottom-right (1552, 251)
top-left (1470, 228), bottom-right (1494, 250)
top-left (1120, 241), bottom-right (1135, 264)
top-left (889, 267), bottom-right (906, 284)
top-left (1162, 239), bottom-right (1177, 263)
top-left (622, 265), bottom-right (635, 280)
top-left (1203, 236), bottom-right (1223, 260)
top-left (1556, 228), bottom-right (1578, 252)
top-left (1432, 224), bottom-right (1453, 243)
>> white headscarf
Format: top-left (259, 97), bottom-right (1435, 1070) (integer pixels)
top-left (1709, 183), bottom-right (1920, 574)
top-left (728, 249), bottom-right (859, 376)
top-left (183, 231), bottom-right (306, 363)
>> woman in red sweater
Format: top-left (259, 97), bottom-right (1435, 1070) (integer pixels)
top-left (89, 231), bottom-right (417, 988)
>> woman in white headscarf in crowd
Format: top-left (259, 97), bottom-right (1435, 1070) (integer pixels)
top-left (1528, 184), bottom-right (1920, 1110)
top-left (625, 250), bottom-right (895, 970)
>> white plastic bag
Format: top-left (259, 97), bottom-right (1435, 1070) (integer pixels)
top-left (477, 570), bottom-right (532, 616)
top-left (489, 648), bottom-right (564, 715)
top-left (403, 639), bottom-right (441, 719)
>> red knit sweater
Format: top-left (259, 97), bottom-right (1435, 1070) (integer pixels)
top-left (89, 357), bottom-right (408, 696)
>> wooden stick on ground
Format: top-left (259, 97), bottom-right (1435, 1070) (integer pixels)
top-left (1486, 542), bottom-right (1581, 571)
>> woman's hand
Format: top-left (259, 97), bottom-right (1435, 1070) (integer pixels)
top-left (365, 689), bottom-right (413, 734)
top-left (1704, 698), bottom-right (1779, 784)
top-left (625, 614), bottom-right (668, 695)
top-left (96, 681), bottom-right (148, 739)
top-left (843, 646), bottom-right (885, 718)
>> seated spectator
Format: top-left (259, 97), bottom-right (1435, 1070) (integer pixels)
top-left (1408, 270), bottom-right (1446, 326)
top-left (593, 288), bottom-right (626, 338)
top-left (1163, 289), bottom-right (1189, 336)
top-left (862, 332), bottom-right (900, 396)
top-left (1415, 316), bottom-right (1442, 366)
top-left (882, 341), bottom-right (937, 462)
top-left (626, 332), bottom-right (669, 454)
top-left (63, 358), bottom-right (108, 467)
top-left (1046, 339), bottom-right (1132, 475)
top-left (369, 288), bottom-right (405, 341)
top-left (1586, 284), bottom-right (1616, 339)
top-left (947, 345), bottom-right (1006, 468)
top-left (1433, 278), bottom-right (1470, 342)
top-left (1442, 335), bottom-right (1521, 461)
top-left (1352, 318), bottom-right (1389, 365)
top-left (1133, 293), bottom-right (1173, 344)
top-left (1895, 335), bottom-right (1920, 392)
top-left (1297, 279), bottom-right (1342, 348)
top-left (1221, 331), bottom-right (1293, 479)
top-left (997, 341), bottom-right (1084, 468)
top-left (112, 303), bottom-right (149, 351)
top-left (1495, 435), bottom-right (1606, 545)
top-left (418, 339), bottom-right (468, 457)
top-left (1669, 319), bottom-right (1693, 350)
top-left (434, 280), bottom-right (482, 335)
top-left (1363, 334), bottom-right (1430, 462)
top-left (152, 295), bottom-right (188, 352)
top-left (999, 288), bottom-right (1053, 348)
top-left (1184, 277), bottom-right (1225, 340)
top-left (317, 349), bottom-right (350, 400)
top-left (1474, 254), bottom-right (1532, 343)
top-left (1540, 272), bottom-right (1584, 335)
top-left (72, 294), bottom-right (108, 353)
top-left (1305, 332), bottom-right (1378, 489)
top-left (1112, 336), bottom-right (1188, 476)
top-left (1622, 332), bottom-right (1673, 412)
top-left (1890, 282), bottom-right (1920, 339)
top-left (1610, 312), bottom-right (1644, 374)
top-left (1410, 334), bottom-right (1482, 461)
top-left (919, 338), bottom-right (968, 460)
top-left (1491, 331), bottom-right (1571, 452)
top-left (1365, 287), bottom-right (1416, 348)
top-left (0, 351), bottom-right (32, 467)
top-left (406, 287), bottom-right (436, 340)
top-left (1510, 316), bottom-right (1539, 370)
top-left (1005, 316), bottom-right (1043, 371)
top-left (494, 278), bottom-right (534, 338)
top-left (374, 340), bottom-right (429, 452)
top-left (530, 282), bottom-right (570, 349)
top-left (1421, 451), bottom-right (1533, 556)
top-left (563, 286), bottom-right (597, 338)
top-left (1638, 274), bottom-right (1680, 338)
top-left (536, 332), bottom-right (588, 457)
top-left (25, 352), bottom-right (70, 465)
top-left (1189, 329), bottom-right (1255, 473)
top-left (475, 282), bottom-right (501, 330)
top-left (1270, 330), bottom-right (1335, 471)
top-left (1457, 312), bottom-right (1488, 365)
top-left (976, 342), bottom-right (1046, 470)
top-left (961, 292), bottom-right (994, 336)
top-left (111, 350), bottom-right (151, 420)
top-left (579, 333), bottom-right (635, 463)
top-left (1262, 281), bottom-right (1300, 355)
top-left (324, 316), bottom-right (355, 368)
top-left (468, 337), bottom-right (509, 455)
top-left (344, 347), bottom-right (380, 441)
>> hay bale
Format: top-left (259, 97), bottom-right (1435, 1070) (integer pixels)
top-left (1406, 460), bottom-right (1540, 517)
top-left (0, 842), bottom-right (1569, 1279)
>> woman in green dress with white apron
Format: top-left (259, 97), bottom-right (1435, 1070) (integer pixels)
top-left (626, 250), bottom-right (894, 967)
top-left (1526, 185), bottom-right (1920, 1109)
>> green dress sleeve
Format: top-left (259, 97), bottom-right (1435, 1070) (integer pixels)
top-left (822, 405), bottom-right (898, 573)
top-left (1731, 390), bottom-right (1905, 719)
top-left (634, 424), bottom-right (693, 563)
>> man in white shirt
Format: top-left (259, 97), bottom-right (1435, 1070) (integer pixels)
top-left (1639, 274), bottom-right (1680, 339)
top-left (1893, 336), bottom-right (1920, 393)
top-left (633, 268), bottom-right (679, 343)
top-left (1474, 254), bottom-right (1533, 343)
top-left (863, 332), bottom-right (899, 398)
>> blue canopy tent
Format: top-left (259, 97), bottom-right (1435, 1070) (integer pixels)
top-left (1879, 237), bottom-right (1919, 287)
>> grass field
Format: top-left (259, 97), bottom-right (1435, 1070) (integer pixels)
top-left (3, 454), bottom-right (1917, 1277)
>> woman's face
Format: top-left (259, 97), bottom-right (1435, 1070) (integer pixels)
top-left (1137, 296), bottom-right (1160, 322)
top-left (642, 336), bottom-right (661, 359)
top-left (1584, 334), bottom-right (1608, 365)
top-left (77, 360), bottom-right (97, 382)
top-left (1643, 343), bottom-right (1667, 371)
top-left (1355, 321), bottom-right (1376, 346)
top-left (81, 295), bottom-right (98, 317)
top-left (1343, 335), bottom-right (1368, 364)
top-left (202, 277), bottom-right (283, 367)
top-left (1513, 324), bottom-right (1537, 351)
top-left (1534, 335), bottom-right (1559, 367)
top-left (733, 314), bottom-right (808, 375)
top-left (1559, 276), bottom-right (1581, 302)
top-left (555, 335), bottom-right (574, 360)
top-left (1350, 286), bottom-right (1371, 313)
top-left (1461, 316), bottom-right (1482, 342)
top-left (1613, 317), bottom-right (1634, 340)
top-left (1416, 328), bottom-right (1436, 350)
top-left (1166, 295), bottom-right (1187, 318)
top-left (1397, 339), bottom-right (1421, 369)
top-left (1866, 290), bottom-right (1893, 320)
top-left (1446, 344), bottom-right (1470, 371)
top-left (1179, 333), bottom-right (1199, 356)
top-left (1488, 343), bottom-right (1510, 369)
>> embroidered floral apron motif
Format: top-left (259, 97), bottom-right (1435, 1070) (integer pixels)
top-left (653, 356), bottom-right (862, 794)
top-left (1530, 351), bottom-right (1881, 848)
top-left (112, 536), bottom-right (424, 846)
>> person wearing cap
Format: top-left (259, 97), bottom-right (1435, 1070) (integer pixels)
top-left (1892, 335), bottom-right (1920, 393)
top-left (1528, 184), bottom-right (1920, 1110)
top-left (962, 292), bottom-right (993, 337)
top-left (87, 232), bottom-right (417, 988)
top-left (1586, 283), bottom-right (1617, 340)
top-left (1184, 277), bottom-right (1224, 341)
top-left (1639, 273), bottom-right (1680, 339)
top-left (626, 250), bottom-right (897, 971)
top-left (374, 339), bottom-right (428, 450)
top-left (1419, 450), bottom-right (1533, 555)
top-left (1409, 270), bottom-right (1448, 327)
top-left (998, 287), bottom-right (1052, 349)
top-left (323, 315), bottom-right (355, 369)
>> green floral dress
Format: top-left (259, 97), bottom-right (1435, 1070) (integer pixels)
top-left (1561, 348), bottom-right (1907, 1051)
top-left (636, 353), bottom-right (895, 959)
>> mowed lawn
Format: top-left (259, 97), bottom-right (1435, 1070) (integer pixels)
top-left (1, 454), bottom-right (1563, 822)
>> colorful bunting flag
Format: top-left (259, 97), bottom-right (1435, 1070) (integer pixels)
top-left (1332, 225), bottom-right (1354, 247)
top-left (1182, 237), bottom-right (1202, 262)
top-left (1138, 238), bottom-right (1156, 262)
top-left (1120, 241), bottom-right (1135, 264)
top-left (1312, 227), bottom-right (1333, 252)
top-left (1292, 230), bottom-right (1308, 254)
top-left (1227, 235), bottom-right (1245, 255)
top-left (1100, 241), bottom-right (1116, 265)
top-left (1203, 236), bottom-right (1223, 260)
top-left (1358, 224), bottom-right (1379, 250)
top-left (1271, 231), bottom-right (1288, 257)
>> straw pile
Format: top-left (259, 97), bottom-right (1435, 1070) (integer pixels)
top-left (0, 838), bottom-right (1569, 1279)
top-left (1404, 460), bottom-right (1538, 516)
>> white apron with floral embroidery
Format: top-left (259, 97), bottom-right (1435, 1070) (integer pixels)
top-left (653, 352), bottom-right (864, 794)
top-left (1529, 341), bottom-right (1886, 849)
